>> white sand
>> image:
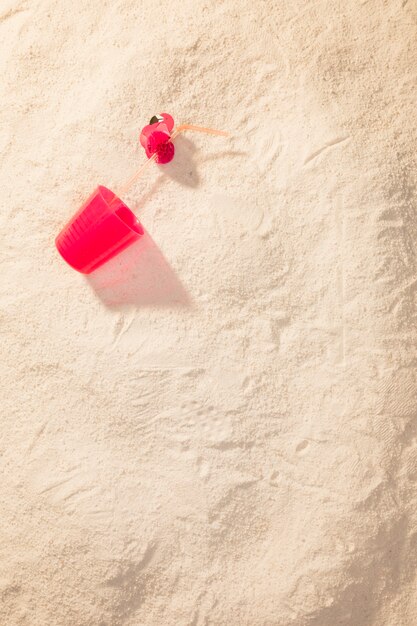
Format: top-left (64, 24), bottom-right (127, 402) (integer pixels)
top-left (1, 1), bottom-right (417, 624)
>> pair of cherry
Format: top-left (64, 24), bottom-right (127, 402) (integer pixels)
top-left (55, 114), bottom-right (227, 274)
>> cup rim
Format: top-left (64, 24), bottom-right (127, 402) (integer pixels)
top-left (97, 185), bottom-right (143, 235)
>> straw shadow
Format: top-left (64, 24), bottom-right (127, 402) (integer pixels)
top-left (202, 149), bottom-right (248, 162)
top-left (86, 230), bottom-right (191, 309)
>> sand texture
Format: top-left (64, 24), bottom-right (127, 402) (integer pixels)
top-left (1, 0), bottom-right (417, 624)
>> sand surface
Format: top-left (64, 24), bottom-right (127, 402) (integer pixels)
top-left (1, 1), bottom-right (417, 624)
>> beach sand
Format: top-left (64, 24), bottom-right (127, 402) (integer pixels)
top-left (1, 0), bottom-right (417, 624)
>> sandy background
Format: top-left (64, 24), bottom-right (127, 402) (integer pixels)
top-left (1, 0), bottom-right (417, 624)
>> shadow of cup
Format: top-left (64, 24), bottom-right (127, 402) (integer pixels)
top-left (86, 229), bottom-right (191, 310)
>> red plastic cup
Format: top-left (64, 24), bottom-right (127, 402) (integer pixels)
top-left (55, 185), bottom-right (144, 274)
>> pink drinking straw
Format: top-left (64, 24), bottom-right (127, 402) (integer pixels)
top-left (55, 117), bottom-right (228, 274)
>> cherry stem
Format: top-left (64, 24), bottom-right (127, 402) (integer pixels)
top-left (115, 124), bottom-right (228, 199)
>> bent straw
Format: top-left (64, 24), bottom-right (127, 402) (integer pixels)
top-left (174, 124), bottom-right (228, 137)
top-left (115, 123), bottom-right (228, 199)
top-left (116, 152), bottom-right (157, 199)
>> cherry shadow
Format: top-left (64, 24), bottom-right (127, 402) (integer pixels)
top-left (86, 229), bottom-right (191, 309)
top-left (161, 137), bottom-right (247, 187)
top-left (161, 135), bottom-right (200, 187)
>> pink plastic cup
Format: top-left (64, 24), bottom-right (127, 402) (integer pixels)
top-left (55, 185), bottom-right (144, 274)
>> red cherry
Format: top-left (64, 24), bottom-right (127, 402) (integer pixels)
top-left (140, 114), bottom-right (176, 164)
top-left (155, 138), bottom-right (175, 164)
